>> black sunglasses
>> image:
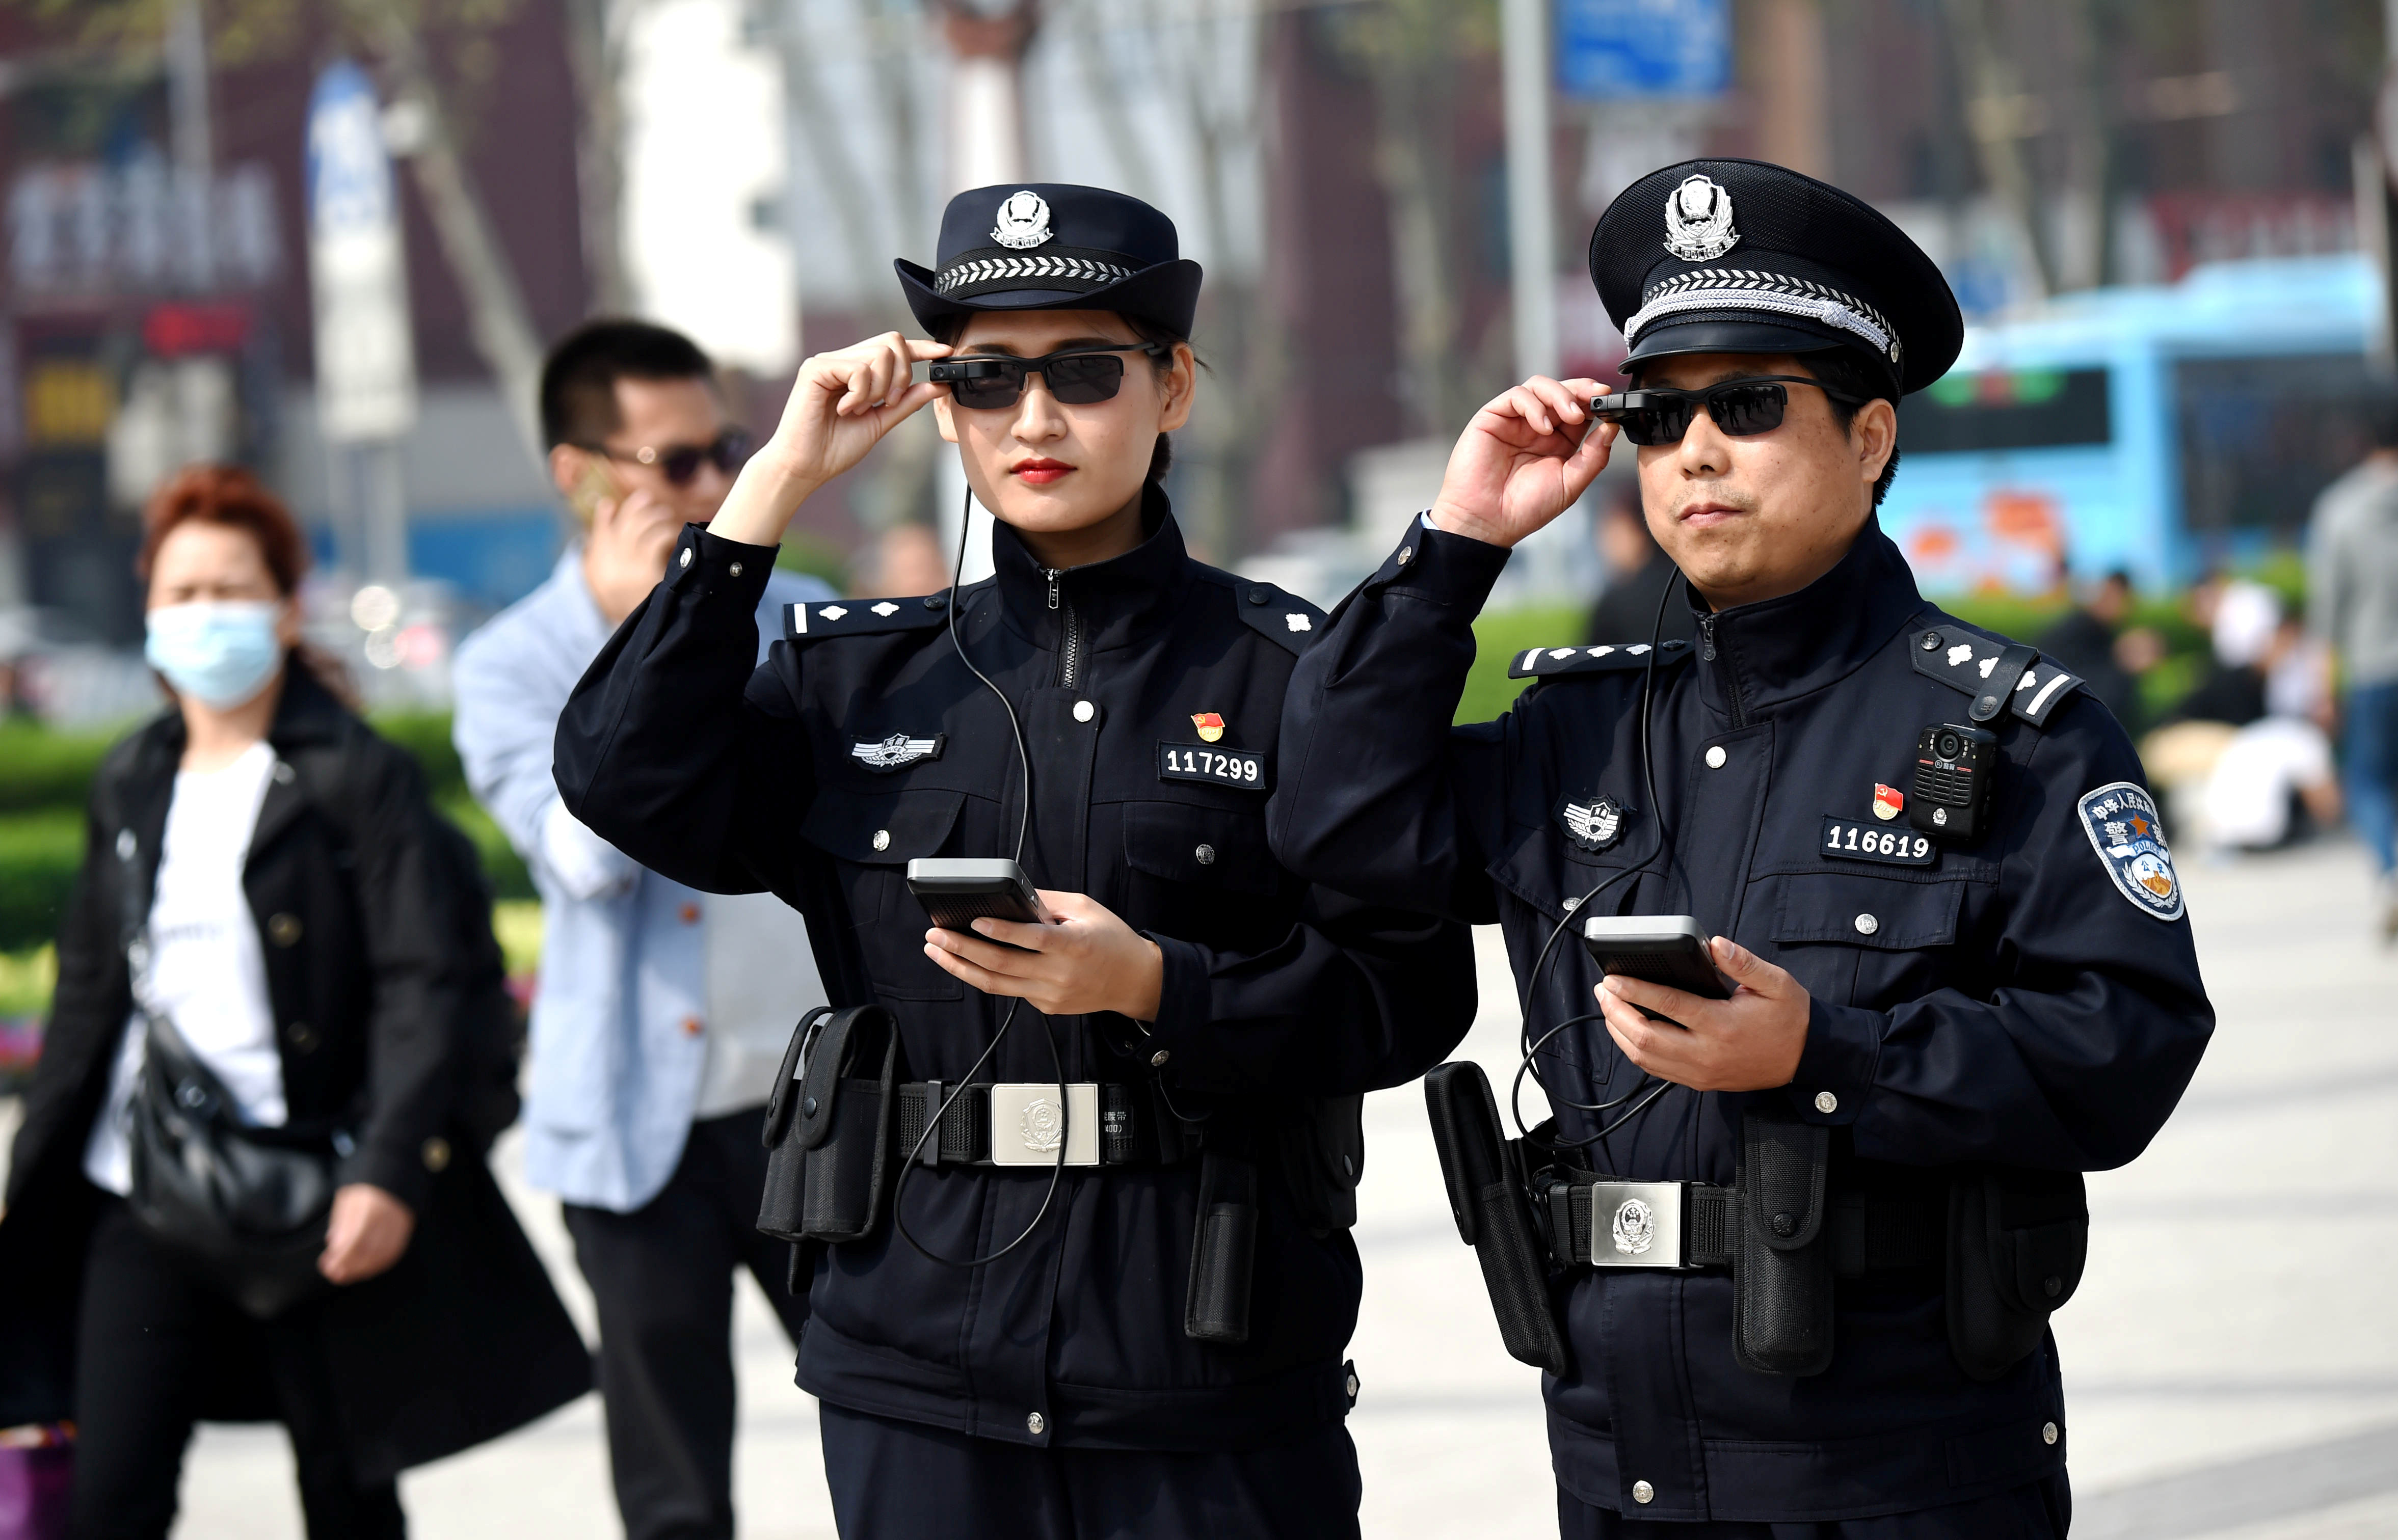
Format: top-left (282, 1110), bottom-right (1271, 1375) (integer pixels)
top-left (930, 343), bottom-right (1168, 410)
top-left (580, 426), bottom-right (754, 487)
top-left (1589, 376), bottom-right (1865, 447)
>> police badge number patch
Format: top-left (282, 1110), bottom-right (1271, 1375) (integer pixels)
top-left (1560, 794), bottom-right (1628, 854)
top-left (2077, 781), bottom-right (2183, 921)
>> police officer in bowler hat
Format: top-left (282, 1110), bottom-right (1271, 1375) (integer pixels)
top-left (1269, 160), bottom-right (2216, 1536)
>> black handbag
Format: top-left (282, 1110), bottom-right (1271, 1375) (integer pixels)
top-left (124, 1007), bottom-right (341, 1319)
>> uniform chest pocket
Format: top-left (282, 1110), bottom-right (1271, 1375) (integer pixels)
top-left (1120, 801), bottom-right (1285, 953)
top-left (801, 786), bottom-right (966, 1000)
top-left (1767, 873), bottom-right (1965, 1010)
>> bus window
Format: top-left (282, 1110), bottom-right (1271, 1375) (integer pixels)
top-left (1898, 368), bottom-right (2112, 452)
top-left (2175, 354), bottom-right (2396, 538)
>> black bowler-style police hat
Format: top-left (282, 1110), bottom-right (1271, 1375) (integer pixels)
top-left (1589, 158), bottom-right (1962, 396)
top-left (896, 183), bottom-right (1203, 337)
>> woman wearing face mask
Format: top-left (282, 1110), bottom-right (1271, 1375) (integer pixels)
top-left (556, 185), bottom-right (1476, 1538)
top-left (0, 466), bottom-right (587, 1539)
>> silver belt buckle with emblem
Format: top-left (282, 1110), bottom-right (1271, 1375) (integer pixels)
top-left (988, 1083), bottom-right (1101, 1167)
top-left (1585, 1180), bottom-right (1686, 1268)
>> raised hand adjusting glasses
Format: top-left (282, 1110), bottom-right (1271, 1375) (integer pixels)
top-left (1588, 376), bottom-right (1864, 446)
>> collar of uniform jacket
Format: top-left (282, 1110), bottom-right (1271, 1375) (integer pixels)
top-left (988, 483), bottom-right (1193, 654)
top-left (1686, 517), bottom-right (1924, 721)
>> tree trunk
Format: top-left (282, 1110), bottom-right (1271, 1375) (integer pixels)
top-left (561, 0), bottom-right (633, 314)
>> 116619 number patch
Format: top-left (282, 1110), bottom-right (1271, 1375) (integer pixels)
top-left (1158, 742), bottom-right (1269, 791)
top-left (1822, 817), bottom-right (1935, 866)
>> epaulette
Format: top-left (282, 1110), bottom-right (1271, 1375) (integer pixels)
top-left (1907, 621), bottom-right (2083, 728)
top-left (1231, 579), bottom-right (1326, 656)
top-left (783, 592), bottom-right (954, 644)
top-left (1507, 637), bottom-right (1695, 680)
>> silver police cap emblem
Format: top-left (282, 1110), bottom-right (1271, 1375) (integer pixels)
top-left (991, 189), bottom-right (1054, 251)
top-left (1562, 795), bottom-right (1626, 853)
top-left (1662, 175), bottom-right (1740, 262)
top-left (850, 733), bottom-right (944, 771)
top-left (1612, 1198), bottom-right (1656, 1256)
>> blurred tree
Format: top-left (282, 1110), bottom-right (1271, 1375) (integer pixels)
top-left (559, 0), bottom-right (644, 315)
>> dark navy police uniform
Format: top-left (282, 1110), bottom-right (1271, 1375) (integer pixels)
top-left (554, 184), bottom-right (1475, 1539)
top-left (1268, 161), bottom-right (2215, 1535)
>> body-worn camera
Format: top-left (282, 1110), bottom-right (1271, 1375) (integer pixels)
top-left (1908, 722), bottom-right (1996, 842)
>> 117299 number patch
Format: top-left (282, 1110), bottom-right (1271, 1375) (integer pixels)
top-left (1158, 742), bottom-right (1269, 791)
top-left (1822, 817), bottom-right (1935, 866)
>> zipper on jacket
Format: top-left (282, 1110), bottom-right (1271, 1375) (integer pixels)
top-left (1043, 567), bottom-right (1084, 690)
top-left (1698, 615), bottom-right (1747, 728)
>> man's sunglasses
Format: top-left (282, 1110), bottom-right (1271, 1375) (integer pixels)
top-left (579, 426), bottom-right (754, 486)
top-left (929, 343), bottom-right (1168, 411)
top-left (1588, 376), bottom-right (1865, 447)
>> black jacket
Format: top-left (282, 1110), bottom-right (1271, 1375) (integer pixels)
top-left (1, 668), bottom-right (588, 1479)
top-left (1270, 518), bottom-right (2214, 1522)
top-left (554, 496), bottom-right (1475, 1451)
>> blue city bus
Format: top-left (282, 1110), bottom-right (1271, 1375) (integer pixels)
top-left (1879, 254), bottom-right (2388, 596)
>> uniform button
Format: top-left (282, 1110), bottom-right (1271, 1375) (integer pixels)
top-left (1247, 586), bottom-right (1271, 604)
top-left (271, 760), bottom-right (295, 785)
top-left (1921, 630), bottom-right (1942, 651)
top-left (1561, 895), bottom-right (1580, 911)
top-left (1771, 1211), bottom-right (1797, 1237)
top-left (728, 561), bottom-right (743, 577)
top-left (804, 1095), bottom-right (819, 1117)
top-left (872, 829), bottom-right (891, 851)
top-left (682, 1016), bottom-right (704, 1036)
top-left (1151, 1049), bottom-right (1170, 1067)
top-left (286, 1021), bottom-right (317, 1052)
top-left (1072, 699), bottom-right (1096, 723)
top-left (679, 902), bottom-right (701, 924)
top-left (1026, 1412), bottom-right (1046, 1436)
top-left (1814, 1091), bottom-right (1838, 1114)
top-left (2042, 1421), bottom-right (2059, 1445)
top-left (1704, 745), bottom-right (1727, 769)
top-left (421, 1136), bottom-right (452, 1173)
top-left (267, 913), bottom-right (303, 947)
top-left (1396, 546), bottom-right (1413, 565)
top-left (923, 592), bottom-right (947, 610)
top-left (1632, 1480), bottom-right (1655, 1505)
top-left (1194, 843), bottom-right (1216, 865)
top-left (1854, 912), bottom-right (1878, 936)
top-left (1345, 1370), bottom-right (1361, 1398)
top-left (678, 547), bottom-right (693, 568)
top-left (116, 829), bottom-right (137, 859)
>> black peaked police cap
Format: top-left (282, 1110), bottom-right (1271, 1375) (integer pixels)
top-left (1590, 159), bottom-right (1963, 396)
top-left (897, 183), bottom-right (1203, 337)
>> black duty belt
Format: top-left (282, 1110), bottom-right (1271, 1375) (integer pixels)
top-left (897, 1081), bottom-right (1173, 1169)
top-left (1548, 1178), bottom-right (1943, 1276)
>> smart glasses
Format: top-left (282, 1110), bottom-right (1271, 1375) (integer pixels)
top-left (1589, 376), bottom-right (1864, 447)
top-left (580, 426), bottom-right (754, 486)
top-left (930, 343), bottom-right (1167, 410)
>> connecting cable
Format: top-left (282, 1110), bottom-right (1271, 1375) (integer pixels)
top-left (1509, 557), bottom-right (1691, 1159)
top-left (889, 485), bottom-right (1070, 1269)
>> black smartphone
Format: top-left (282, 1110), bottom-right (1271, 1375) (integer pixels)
top-left (1580, 915), bottom-right (1731, 1023)
top-left (905, 858), bottom-right (1047, 940)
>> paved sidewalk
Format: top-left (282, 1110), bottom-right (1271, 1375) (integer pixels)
top-left (132, 838), bottom-right (2398, 1536)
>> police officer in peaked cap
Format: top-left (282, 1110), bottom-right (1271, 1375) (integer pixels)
top-left (1270, 159), bottom-right (2216, 1536)
top-left (554, 182), bottom-right (1475, 1537)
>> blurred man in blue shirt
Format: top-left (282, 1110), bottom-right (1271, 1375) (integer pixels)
top-left (453, 321), bottom-right (833, 1540)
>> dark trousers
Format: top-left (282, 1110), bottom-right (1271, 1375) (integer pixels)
top-left (1557, 1472), bottom-right (2069, 1540)
top-left (71, 1196), bottom-right (405, 1540)
top-left (561, 1107), bottom-right (807, 1540)
top-left (817, 1401), bottom-right (1364, 1540)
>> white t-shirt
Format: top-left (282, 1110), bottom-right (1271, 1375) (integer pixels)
top-left (84, 740), bottom-right (285, 1196)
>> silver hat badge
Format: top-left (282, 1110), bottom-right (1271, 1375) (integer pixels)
top-left (1662, 175), bottom-right (1740, 262)
top-left (991, 190), bottom-right (1054, 251)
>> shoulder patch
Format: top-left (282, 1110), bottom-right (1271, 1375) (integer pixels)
top-left (2076, 781), bottom-right (2183, 921)
top-left (1907, 622), bottom-right (2082, 727)
top-left (1507, 637), bottom-right (1695, 680)
top-left (784, 592), bottom-right (953, 645)
top-left (1231, 580), bottom-right (1326, 656)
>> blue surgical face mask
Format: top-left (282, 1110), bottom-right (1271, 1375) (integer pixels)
top-left (144, 600), bottom-right (286, 709)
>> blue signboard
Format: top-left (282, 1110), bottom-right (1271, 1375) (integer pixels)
top-left (1556, 0), bottom-right (1731, 100)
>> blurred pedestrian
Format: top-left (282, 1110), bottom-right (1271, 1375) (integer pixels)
top-left (1582, 480), bottom-right (1697, 647)
top-left (2307, 407), bottom-right (2398, 939)
top-left (451, 320), bottom-right (833, 1540)
top-left (2038, 567), bottom-right (2143, 730)
top-left (0, 466), bottom-right (587, 1540)
top-left (851, 519), bottom-right (950, 598)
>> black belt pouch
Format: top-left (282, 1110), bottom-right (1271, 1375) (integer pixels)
top-left (1424, 1062), bottom-right (1569, 1375)
top-left (757, 1004), bottom-right (900, 1245)
top-left (1276, 1093), bottom-right (1366, 1237)
top-left (1946, 1165), bottom-right (2088, 1380)
top-left (1733, 1107), bottom-right (1834, 1376)
top-left (1185, 1152), bottom-right (1259, 1344)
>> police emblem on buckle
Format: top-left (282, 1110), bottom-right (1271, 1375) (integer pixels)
top-left (990, 189), bottom-right (1054, 250)
top-left (1561, 795), bottom-right (1627, 853)
top-left (989, 1084), bottom-right (1101, 1166)
top-left (1612, 1198), bottom-right (1656, 1256)
top-left (850, 733), bottom-right (945, 771)
top-left (1662, 175), bottom-right (1739, 261)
